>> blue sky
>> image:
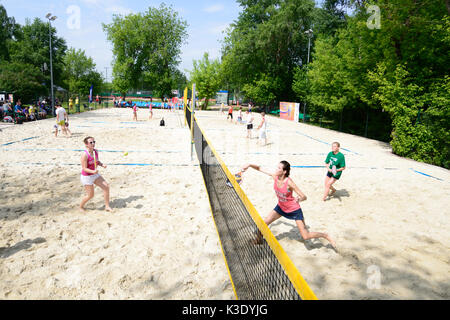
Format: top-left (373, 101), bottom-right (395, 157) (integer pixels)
top-left (1, 0), bottom-right (244, 80)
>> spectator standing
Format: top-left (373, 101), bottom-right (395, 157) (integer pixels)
top-left (69, 97), bottom-right (74, 113)
top-left (38, 103), bottom-right (47, 119)
top-left (75, 96), bottom-right (80, 113)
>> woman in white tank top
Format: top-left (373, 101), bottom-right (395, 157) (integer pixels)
top-left (257, 112), bottom-right (267, 145)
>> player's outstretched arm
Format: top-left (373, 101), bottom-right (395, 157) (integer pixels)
top-left (241, 163), bottom-right (274, 177)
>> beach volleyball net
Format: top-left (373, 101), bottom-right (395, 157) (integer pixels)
top-left (185, 106), bottom-right (317, 300)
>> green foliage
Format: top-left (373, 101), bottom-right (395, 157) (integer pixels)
top-left (171, 69), bottom-right (188, 92)
top-left (103, 3), bottom-right (188, 98)
top-left (303, 0), bottom-right (449, 168)
top-left (292, 66), bottom-right (309, 102)
top-left (190, 53), bottom-right (222, 109)
top-left (221, 0), bottom-right (317, 104)
top-left (0, 8), bottom-right (68, 103)
top-left (307, 36), bottom-right (352, 112)
top-left (313, 0), bottom-right (348, 37)
top-left (0, 61), bottom-right (46, 102)
top-left (226, 0), bottom-right (448, 169)
top-left (0, 6), bottom-right (106, 106)
top-left (8, 18), bottom-right (67, 91)
top-left (242, 73), bottom-right (281, 106)
top-left (369, 64), bottom-right (449, 168)
top-left (62, 48), bottom-right (103, 97)
top-left (0, 5), bottom-right (20, 62)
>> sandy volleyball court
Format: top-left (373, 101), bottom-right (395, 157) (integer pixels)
top-left (1, 106), bottom-right (449, 300)
top-left (196, 110), bottom-right (450, 300)
top-left (0, 107), bottom-right (234, 299)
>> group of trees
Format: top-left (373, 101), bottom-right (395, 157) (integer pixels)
top-left (103, 3), bottom-right (188, 99)
top-left (190, 0), bottom-right (449, 169)
top-left (0, 5), bottom-right (104, 104)
top-left (1, 2), bottom-right (448, 168)
top-left (0, 3), bottom-right (191, 105)
top-left (301, 0), bottom-right (449, 168)
top-left (62, 48), bottom-right (104, 98)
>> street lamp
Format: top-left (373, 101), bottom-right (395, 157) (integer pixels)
top-left (305, 29), bottom-right (313, 64)
top-left (46, 13), bottom-right (57, 116)
top-left (303, 28), bottom-right (313, 123)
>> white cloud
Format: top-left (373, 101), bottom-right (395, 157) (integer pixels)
top-left (80, 0), bottom-right (100, 4)
top-left (203, 4), bottom-right (224, 13)
top-left (105, 6), bottom-right (134, 16)
top-left (79, 0), bottom-right (133, 16)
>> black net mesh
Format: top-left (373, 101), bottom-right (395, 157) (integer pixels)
top-left (185, 105), bottom-right (192, 129)
top-left (188, 112), bottom-right (302, 300)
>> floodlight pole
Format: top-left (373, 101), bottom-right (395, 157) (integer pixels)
top-left (303, 29), bottom-right (313, 123)
top-left (46, 14), bottom-right (57, 116)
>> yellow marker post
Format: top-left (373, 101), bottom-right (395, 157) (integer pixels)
top-left (190, 84), bottom-right (196, 161)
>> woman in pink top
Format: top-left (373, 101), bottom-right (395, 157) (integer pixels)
top-left (79, 136), bottom-right (112, 212)
top-left (132, 104), bottom-right (138, 121)
top-left (242, 161), bottom-right (336, 249)
top-left (148, 103), bottom-right (153, 120)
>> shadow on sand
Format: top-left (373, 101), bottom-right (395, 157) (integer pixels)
top-left (0, 238), bottom-right (46, 259)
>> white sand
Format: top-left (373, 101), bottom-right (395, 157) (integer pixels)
top-left (1, 107), bottom-right (449, 300)
top-left (196, 110), bottom-right (450, 300)
top-left (0, 108), bottom-right (234, 299)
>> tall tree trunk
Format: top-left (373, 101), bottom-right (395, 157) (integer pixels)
top-left (392, 37), bottom-right (403, 60)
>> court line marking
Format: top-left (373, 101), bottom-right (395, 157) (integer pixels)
top-left (3, 162), bottom-right (199, 167)
top-left (1, 147), bottom-right (185, 154)
top-left (1, 136), bottom-right (41, 146)
top-left (215, 150), bottom-right (360, 156)
top-left (409, 169), bottom-right (444, 181)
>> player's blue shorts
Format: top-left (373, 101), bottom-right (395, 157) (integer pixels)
top-left (274, 205), bottom-right (304, 221)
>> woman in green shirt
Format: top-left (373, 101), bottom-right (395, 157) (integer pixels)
top-left (323, 142), bottom-right (346, 201)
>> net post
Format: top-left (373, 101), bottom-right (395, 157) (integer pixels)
top-left (191, 84), bottom-right (196, 161)
top-left (184, 87), bottom-right (188, 127)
